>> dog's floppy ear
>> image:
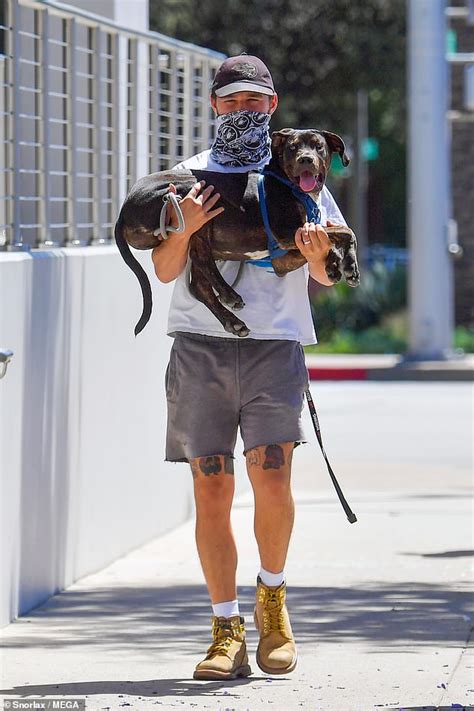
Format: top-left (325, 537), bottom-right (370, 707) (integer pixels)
top-left (271, 128), bottom-right (295, 152)
top-left (319, 130), bottom-right (350, 167)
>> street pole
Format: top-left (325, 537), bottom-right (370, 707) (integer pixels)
top-left (350, 89), bottom-right (368, 268)
top-left (407, 0), bottom-right (455, 360)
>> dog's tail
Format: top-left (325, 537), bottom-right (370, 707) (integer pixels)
top-left (114, 212), bottom-right (152, 336)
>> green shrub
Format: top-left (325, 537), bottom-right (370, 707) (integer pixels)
top-left (305, 324), bottom-right (474, 355)
top-left (309, 261), bottom-right (474, 354)
top-left (454, 327), bottom-right (474, 353)
top-left (311, 260), bottom-right (407, 342)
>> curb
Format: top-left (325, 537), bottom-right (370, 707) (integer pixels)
top-left (305, 354), bottom-right (474, 382)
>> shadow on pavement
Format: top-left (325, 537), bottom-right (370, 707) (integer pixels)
top-left (401, 549), bottom-right (474, 559)
top-left (1, 581), bottom-right (471, 656)
top-left (0, 675), bottom-right (276, 700)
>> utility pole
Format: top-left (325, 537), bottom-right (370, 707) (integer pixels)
top-left (350, 89), bottom-right (369, 267)
top-left (407, 0), bottom-right (455, 360)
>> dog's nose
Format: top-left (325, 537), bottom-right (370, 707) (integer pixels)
top-left (297, 154), bottom-right (314, 165)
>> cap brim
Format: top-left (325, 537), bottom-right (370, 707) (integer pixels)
top-left (214, 81), bottom-right (274, 97)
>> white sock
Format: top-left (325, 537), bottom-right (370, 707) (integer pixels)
top-left (212, 599), bottom-right (240, 618)
top-left (259, 567), bottom-right (285, 587)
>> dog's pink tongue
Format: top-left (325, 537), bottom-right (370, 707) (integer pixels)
top-left (299, 171), bottom-right (317, 192)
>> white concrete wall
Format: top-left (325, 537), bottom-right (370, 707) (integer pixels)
top-left (0, 247), bottom-right (193, 627)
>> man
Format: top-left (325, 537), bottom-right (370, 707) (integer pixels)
top-left (151, 55), bottom-right (346, 680)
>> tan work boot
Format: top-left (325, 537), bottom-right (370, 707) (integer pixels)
top-left (254, 576), bottom-right (297, 674)
top-left (193, 615), bottom-right (252, 680)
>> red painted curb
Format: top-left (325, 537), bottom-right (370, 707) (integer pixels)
top-left (308, 367), bottom-right (368, 381)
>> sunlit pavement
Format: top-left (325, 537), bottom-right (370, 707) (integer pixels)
top-left (1, 383), bottom-right (473, 711)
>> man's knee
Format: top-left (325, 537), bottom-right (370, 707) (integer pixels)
top-left (246, 443), bottom-right (294, 498)
top-left (191, 454), bottom-right (235, 509)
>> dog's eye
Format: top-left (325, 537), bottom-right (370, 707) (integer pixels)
top-left (288, 144), bottom-right (297, 151)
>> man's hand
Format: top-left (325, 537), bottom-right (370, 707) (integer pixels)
top-left (152, 181), bottom-right (224, 284)
top-left (294, 220), bottom-right (337, 286)
top-left (294, 220), bottom-right (333, 264)
top-left (167, 180), bottom-right (224, 236)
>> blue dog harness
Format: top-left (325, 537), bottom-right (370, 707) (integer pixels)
top-left (247, 169), bottom-right (322, 269)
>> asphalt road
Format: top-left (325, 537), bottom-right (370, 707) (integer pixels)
top-left (1, 383), bottom-right (473, 711)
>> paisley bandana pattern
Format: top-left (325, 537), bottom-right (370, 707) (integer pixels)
top-left (210, 110), bottom-right (271, 167)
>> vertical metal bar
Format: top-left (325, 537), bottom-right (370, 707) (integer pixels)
top-left (169, 48), bottom-right (177, 166)
top-left (149, 42), bottom-right (160, 173)
top-left (208, 60), bottom-right (217, 145)
top-left (201, 57), bottom-right (211, 151)
top-left (407, 0), bottom-right (453, 359)
top-left (104, 31), bottom-right (113, 240)
top-left (146, 41), bottom-right (152, 174)
top-left (91, 26), bottom-right (106, 244)
top-left (11, 0), bottom-right (22, 248)
top-left (112, 31), bottom-right (122, 223)
top-left (2, 0), bottom-right (13, 248)
top-left (38, 7), bottom-right (54, 247)
top-left (125, 38), bottom-right (135, 189)
top-left (134, 37), bottom-right (148, 181)
top-left (183, 52), bottom-right (192, 160)
top-left (128, 38), bottom-right (138, 187)
top-left (65, 16), bottom-right (79, 246)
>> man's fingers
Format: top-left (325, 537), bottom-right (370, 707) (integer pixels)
top-left (294, 228), bottom-right (308, 251)
top-left (203, 192), bottom-right (221, 211)
top-left (189, 180), bottom-right (205, 196)
top-left (199, 184), bottom-right (216, 201)
top-left (204, 206), bottom-right (225, 221)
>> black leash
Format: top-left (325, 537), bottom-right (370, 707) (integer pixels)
top-left (305, 388), bottom-right (357, 524)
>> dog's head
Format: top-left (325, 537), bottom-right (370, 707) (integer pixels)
top-left (270, 128), bottom-right (349, 194)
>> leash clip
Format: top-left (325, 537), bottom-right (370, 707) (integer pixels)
top-left (154, 192), bottom-right (185, 241)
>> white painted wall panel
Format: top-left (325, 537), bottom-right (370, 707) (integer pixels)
top-left (0, 247), bottom-right (192, 627)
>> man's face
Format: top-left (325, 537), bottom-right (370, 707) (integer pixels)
top-left (211, 90), bottom-right (278, 116)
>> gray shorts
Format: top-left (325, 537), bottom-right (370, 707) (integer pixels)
top-left (165, 332), bottom-right (309, 462)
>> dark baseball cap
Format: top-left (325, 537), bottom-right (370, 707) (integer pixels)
top-left (211, 55), bottom-right (275, 97)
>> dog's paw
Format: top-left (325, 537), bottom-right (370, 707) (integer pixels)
top-left (224, 318), bottom-right (250, 337)
top-left (344, 264), bottom-right (360, 287)
top-left (220, 293), bottom-right (245, 310)
top-left (325, 264), bottom-right (343, 283)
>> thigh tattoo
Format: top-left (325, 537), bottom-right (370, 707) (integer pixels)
top-left (246, 444), bottom-right (286, 470)
top-left (262, 444), bottom-right (285, 470)
top-left (198, 456), bottom-right (222, 475)
top-left (246, 447), bottom-right (261, 467)
top-left (192, 455), bottom-right (234, 477)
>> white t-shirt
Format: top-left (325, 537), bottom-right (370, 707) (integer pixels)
top-left (166, 149), bottom-right (346, 345)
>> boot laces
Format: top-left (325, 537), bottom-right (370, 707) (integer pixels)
top-left (262, 588), bottom-right (287, 636)
top-left (206, 618), bottom-right (243, 658)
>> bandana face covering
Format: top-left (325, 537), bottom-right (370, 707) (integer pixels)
top-left (210, 110), bottom-right (271, 167)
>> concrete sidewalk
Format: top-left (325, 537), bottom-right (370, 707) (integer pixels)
top-left (305, 353), bottom-right (474, 381)
top-left (1, 383), bottom-right (473, 711)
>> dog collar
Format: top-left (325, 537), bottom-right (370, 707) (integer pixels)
top-left (262, 168), bottom-right (322, 225)
top-left (250, 169), bottom-right (321, 269)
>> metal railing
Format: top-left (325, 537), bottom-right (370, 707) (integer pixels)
top-left (0, 0), bottom-right (224, 249)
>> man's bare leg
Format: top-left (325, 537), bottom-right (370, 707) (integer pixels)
top-left (245, 442), bottom-right (295, 572)
top-left (190, 454), bottom-right (237, 603)
top-left (246, 442), bottom-right (297, 675)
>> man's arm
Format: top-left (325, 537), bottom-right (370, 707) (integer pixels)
top-left (151, 181), bottom-right (224, 283)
